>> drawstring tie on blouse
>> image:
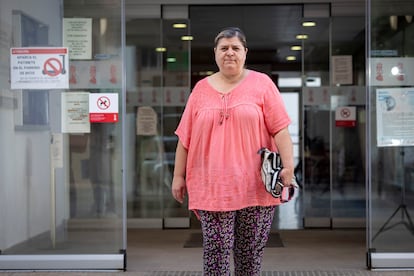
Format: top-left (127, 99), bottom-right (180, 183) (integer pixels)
top-left (219, 94), bottom-right (229, 125)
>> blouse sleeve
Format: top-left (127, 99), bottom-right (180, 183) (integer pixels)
top-left (261, 75), bottom-right (291, 136)
top-left (174, 88), bottom-right (197, 149)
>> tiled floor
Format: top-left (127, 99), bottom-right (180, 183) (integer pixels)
top-left (3, 228), bottom-right (414, 276)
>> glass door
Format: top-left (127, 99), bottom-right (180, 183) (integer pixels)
top-left (161, 16), bottom-right (192, 228)
top-left (125, 5), bottom-right (191, 228)
top-left (302, 15), bottom-right (332, 228)
top-left (125, 16), bottom-right (164, 228)
top-left (367, 0), bottom-right (414, 269)
top-left (0, 0), bottom-right (126, 270)
top-left (302, 11), bottom-right (366, 229)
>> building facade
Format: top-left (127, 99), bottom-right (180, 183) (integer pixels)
top-left (0, 0), bottom-right (413, 271)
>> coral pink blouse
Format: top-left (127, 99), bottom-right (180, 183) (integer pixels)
top-left (175, 70), bottom-right (291, 211)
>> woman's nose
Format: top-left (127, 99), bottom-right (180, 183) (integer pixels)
top-left (226, 49), bottom-right (234, 55)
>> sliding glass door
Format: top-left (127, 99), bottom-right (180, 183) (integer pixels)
top-left (0, 0), bottom-right (126, 270)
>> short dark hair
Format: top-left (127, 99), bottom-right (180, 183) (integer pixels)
top-left (214, 27), bottom-right (247, 48)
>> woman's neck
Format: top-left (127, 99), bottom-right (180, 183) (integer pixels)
top-left (218, 68), bottom-right (246, 84)
top-left (208, 69), bottom-right (248, 94)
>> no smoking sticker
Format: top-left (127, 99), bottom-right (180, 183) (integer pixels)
top-left (335, 106), bottom-right (356, 127)
top-left (89, 93), bottom-right (119, 123)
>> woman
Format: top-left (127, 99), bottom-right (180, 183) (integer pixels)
top-left (172, 27), bottom-right (294, 275)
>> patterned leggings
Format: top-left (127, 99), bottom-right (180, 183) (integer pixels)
top-left (198, 205), bottom-right (276, 276)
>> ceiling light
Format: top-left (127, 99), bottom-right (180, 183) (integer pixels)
top-left (302, 21), bottom-right (316, 27)
top-left (286, 56), bottom-right (296, 61)
top-left (173, 23), bottom-right (187, 28)
top-left (155, 47), bottom-right (167, 52)
top-left (296, 34), bottom-right (308, 40)
top-left (167, 57), bottom-right (176, 63)
top-left (199, 71), bottom-right (214, 76)
top-left (181, 35), bottom-right (193, 41)
top-left (291, 46), bottom-right (302, 51)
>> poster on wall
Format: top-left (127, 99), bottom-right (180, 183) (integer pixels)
top-left (332, 55), bottom-right (353, 85)
top-left (63, 18), bottom-right (92, 60)
top-left (376, 87), bottom-right (414, 147)
top-left (10, 47), bottom-right (69, 90)
top-left (136, 106), bottom-right (158, 136)
top-left (61, 92), bottom-right (90, 133)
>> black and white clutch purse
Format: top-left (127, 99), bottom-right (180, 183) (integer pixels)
top-left (258, 147), bottom-right (298, 202)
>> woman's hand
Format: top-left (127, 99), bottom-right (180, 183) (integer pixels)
top-left (279, 167), bottom-right (295, 187)
top-left (172, 141), bottom-right (188, 204)
top-left (172, 175), bottom-right (186, 203)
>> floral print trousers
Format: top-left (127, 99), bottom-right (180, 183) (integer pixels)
top-left (198, 205), bottom-right (276, 276)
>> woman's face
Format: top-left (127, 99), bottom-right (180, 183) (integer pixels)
top-left (214, 36), bottom-right (247, 75)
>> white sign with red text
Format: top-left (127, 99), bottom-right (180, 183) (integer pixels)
top-left (10, 47), bottom-right (69, 89)
top-left (335, 106), bottom-right (356, 127)
top-left (89, 93), bottom-right (118, 123)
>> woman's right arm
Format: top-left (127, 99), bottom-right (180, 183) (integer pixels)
top-left (171, 140), bottom-right (188, 203)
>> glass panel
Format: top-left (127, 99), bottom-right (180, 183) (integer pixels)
top-left (125, 14), bottom-right (191, 225)
top-left (303, 105), bottom-right (331, 219)
top-left (302, 17), bottom-right (331, 224)
top-left (302, 15), bottom-right (367, 228)
top-left (368, 0), bottom-right (414, 254)
top-left (330, 16), bottom-right (366, 224)
top-left (125, 18), bottom-right (164, 220)
top-left (63, 0), bottom-right (124, 253)
top-left (161, 19), bottom-right (191, 220)
top-left (0, 0), bottom-right (125, 260)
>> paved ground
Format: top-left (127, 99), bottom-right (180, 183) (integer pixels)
top-left (1, 229), bottom-right (414, 275)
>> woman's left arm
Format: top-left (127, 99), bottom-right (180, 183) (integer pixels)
top-left (273, 127), bottom-right (295, 187)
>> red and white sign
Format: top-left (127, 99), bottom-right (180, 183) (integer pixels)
top-left (370, 57), bottom-right (414, 86)
top-left (10, 47), bottom-right (69, 89)
top-left (89, 93), bottom-right (118, 123)
top-left (335, 106), bottom-right (356, 127)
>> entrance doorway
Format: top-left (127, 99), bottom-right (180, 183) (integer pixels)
top-left (126, 3), bottom-right (366, 230)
